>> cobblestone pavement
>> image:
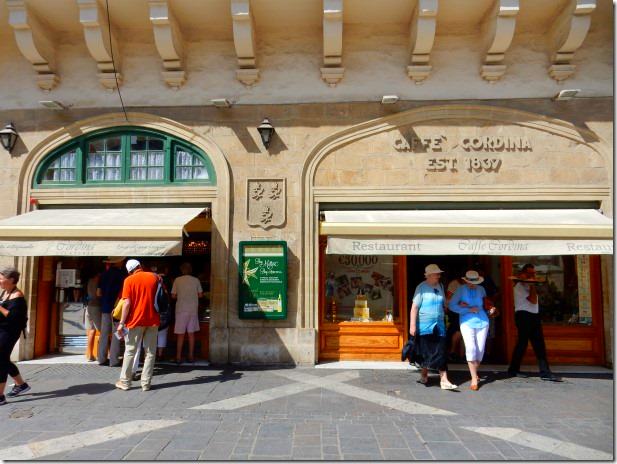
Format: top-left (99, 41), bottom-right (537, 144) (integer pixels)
top-left (0, 363), bottom-right (612, 460)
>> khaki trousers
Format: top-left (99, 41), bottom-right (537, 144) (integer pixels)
top-left (118, 326), bottom-right (158, 389)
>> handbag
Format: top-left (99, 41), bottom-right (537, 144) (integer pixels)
top-left (483, 296), bottom-right (499, 318)
top-left (112, 298), bottom-right (125, 321)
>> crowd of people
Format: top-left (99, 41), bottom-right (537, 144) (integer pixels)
top-left (409, 262), bottom-right (562, 391)
top-left (0, 257), bottom-right (564, 404)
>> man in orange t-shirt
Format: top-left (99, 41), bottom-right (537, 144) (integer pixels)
top-left (115, 259), bottom-right (160, 391)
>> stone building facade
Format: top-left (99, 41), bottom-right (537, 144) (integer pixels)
top-left (0, 0), bottom-right (612, 366)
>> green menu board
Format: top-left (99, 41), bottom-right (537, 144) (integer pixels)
top-left (239, 241), bottom-right (287, 320)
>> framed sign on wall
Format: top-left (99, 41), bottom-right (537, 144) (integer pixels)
top-left (239, 241), bottom-right (287, 320)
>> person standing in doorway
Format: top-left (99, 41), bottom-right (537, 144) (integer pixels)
top-left (84, 271), bottom-right (102, 362)
top-left (116, 259), bottom-right (160, 391)
top-left (171, 262), bottom-right (203, 364)
top-left (409, 264), bottom-right (457, 390)
top-left (507, 263), bottom-right (562, 382)
top-left (0, 266), bottom-right (31, 405)
top-left (97, 257), bottom-right (126, 366)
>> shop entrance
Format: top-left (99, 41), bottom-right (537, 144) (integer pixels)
top-left (33, 233), bottom-right (212, 361)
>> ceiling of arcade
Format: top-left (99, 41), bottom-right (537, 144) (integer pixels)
top-left (0, 0), bottom-right (612, 98)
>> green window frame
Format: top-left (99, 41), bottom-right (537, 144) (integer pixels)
top-left (33, 127), bottom-right (216, 188)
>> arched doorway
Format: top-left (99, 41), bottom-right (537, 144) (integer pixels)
top-left (302, 104), bottom-right (612, 364)
top-left (4, 113), bottom-right (232, 363)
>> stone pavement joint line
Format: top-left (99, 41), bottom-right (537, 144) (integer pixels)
top-left (0, 420), bottom-right (184, 460)
top-left (190, 370), bottom-right (360, 410)
top-left (276, 370), bottom-right (457, 416)
top-left (463, 426), bottom-right (614, 460)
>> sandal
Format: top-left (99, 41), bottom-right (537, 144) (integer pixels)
top-left (417, 375), bottom-right (428, 385)
top-left (440, 381), bottom-right (458, 390)
top-left (470, 384), bottom-right (479, 391)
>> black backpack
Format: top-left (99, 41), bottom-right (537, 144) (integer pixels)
top-left (152, 274), bottom-right (172, 331)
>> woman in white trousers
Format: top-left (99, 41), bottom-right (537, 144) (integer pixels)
top-left (448, 270), bottom-right (496, 390)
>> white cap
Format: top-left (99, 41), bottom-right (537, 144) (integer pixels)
top-left (424, 264), bottom-right (444, 276)
top-left (126, 259), bottom-right (141, 273)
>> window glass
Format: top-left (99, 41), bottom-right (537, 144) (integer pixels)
top-left (324, 255), bottom-right (398, 322)
top-left (36, 131), bottom-right (213, 187)
top-left (511, 256), bottom-right (592, 325)
top-left (86, 137), bottom-right (123, 182)
top-left (43, 149), bottom-right (76, 183)
top-left (129, 136), bottom-right (165, 181)
top-left (175, 147), bottom-right (209, 181)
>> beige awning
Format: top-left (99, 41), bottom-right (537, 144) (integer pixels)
top-left (322, 209), bottom-right (613, 256)
top-left (0, 207), bottom-right (205, 256)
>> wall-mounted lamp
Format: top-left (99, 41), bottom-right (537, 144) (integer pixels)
top-left (0, 123), bottom-right (19, 153)
top-left (257, 118), bottom-right (275, 149)
top-left (553, 89), bottom-right (580, 101)
top-left (381, 95), bottom-right (399, 104)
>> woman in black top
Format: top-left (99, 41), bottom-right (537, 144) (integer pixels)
top-left (0, 266), bottom-right (31, 405)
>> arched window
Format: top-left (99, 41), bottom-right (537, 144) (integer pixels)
top-left (33, 128), bottom-right (215, 187)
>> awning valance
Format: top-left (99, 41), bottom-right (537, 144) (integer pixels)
top-left (323, 209), bottom-right (613, 256)
top-left (0, 207), bottom-right (205, 256)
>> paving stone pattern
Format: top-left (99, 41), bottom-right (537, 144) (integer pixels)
top-left (0, 364), bottom-right (612, 460)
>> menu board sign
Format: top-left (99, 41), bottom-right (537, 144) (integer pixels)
top-left (239, 241), bottom-right (287, 320)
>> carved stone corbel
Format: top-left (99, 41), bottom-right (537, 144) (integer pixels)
top-left (548, 0), bottom-right (596, 82)
top-left (7, 0), bottom-right (59, 91)
top-left (231, 0), bottom-right (259, 86)
top-left (148, 0), bottom-right (186, 89)
top-left (321, 0), bottom-right (344, 87)
top-left (77, 0), bottom-right (122, 90)
top-left (407, 0), bottom-right (438, 84)
top-left (480, 0), bottom-right (519, 82)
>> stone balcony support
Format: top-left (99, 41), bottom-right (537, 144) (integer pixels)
top-left (407, 0), bottom-right (438, 84)
top-left (77, 0), bottom-right (122, 90)
top-left (148, 0), bottom-right (186, 89)
top-left (548, 0), bottom-right (596, 81)
top-left (7, 0), bottom-right (59, 91)
top-left (480, 0), bottom-right (519, 82)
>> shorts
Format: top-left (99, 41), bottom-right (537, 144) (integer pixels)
top-left (85, 305), bottom-right (102, 331)
top-left (174, 312), bottom-right (200, 334)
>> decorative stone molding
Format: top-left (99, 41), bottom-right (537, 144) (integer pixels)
top-left (407, 0), bottom-right (438, 84)
top-left (481, 0), bottom-right (519, 82)
top-left (231, 0), bottom-right (259, 86)
top-left (247, 179), bottom-right (286, 229)
top-left (148, 0), bottom-right (186, 89)
top-left (548, 0), bottom-right (596, 82)
top-left (321, 0), bottom-right (344, 87)
top-left (7, 0), bottom-right (59, 91)
top-left (77, 0), bottom-right (122, 90)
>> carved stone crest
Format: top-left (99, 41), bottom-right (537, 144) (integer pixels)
top-left (247, 178), bottom-right (286, 229)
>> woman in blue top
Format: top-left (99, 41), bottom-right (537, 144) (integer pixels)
top-left (409, 264), bottom-right (457, 390)
top-left (449, 270), bottom-right (496, 391)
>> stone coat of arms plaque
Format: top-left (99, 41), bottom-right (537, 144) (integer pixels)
top-left (247, 178), bottom-right (286, 229)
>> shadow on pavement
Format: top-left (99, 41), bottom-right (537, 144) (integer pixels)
top-left (7, 382), bottom-right (115, 404)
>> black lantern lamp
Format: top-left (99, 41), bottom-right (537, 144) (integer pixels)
top-left (0, 123), bottom-right (18, 154)
top-left (257, 118), bottom-right (275, 149)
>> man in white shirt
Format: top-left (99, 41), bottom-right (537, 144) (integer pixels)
top-left (507, 264), bottom-right (561, 381)
top-left (171, 262), bottom-right (203, 363)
